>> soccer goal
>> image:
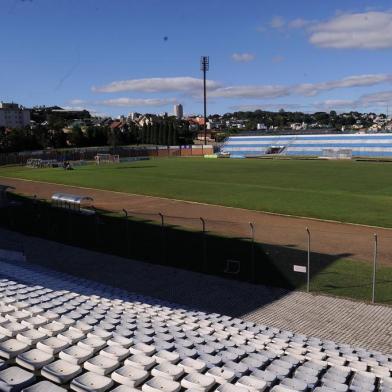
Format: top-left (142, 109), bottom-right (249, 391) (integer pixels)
top-left (94, 154), bottom-right (120, 164)
top-left (321, 148), bottom-right (353, 160)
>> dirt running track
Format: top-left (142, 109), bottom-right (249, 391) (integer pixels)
top-left (2, 177), bottom-right (392, 266)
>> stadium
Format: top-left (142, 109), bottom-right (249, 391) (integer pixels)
top-left (220, 133), bottom-right (392, 159)
top-left (0, 128), bottom-right (391, 390)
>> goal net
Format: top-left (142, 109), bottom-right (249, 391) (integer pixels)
top-left (321, 148), bottom-right (353, 160)
top-left (94, 154), bottom-right (120, 164)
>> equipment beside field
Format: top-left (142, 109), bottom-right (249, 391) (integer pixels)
top-left (94, 153), bottom-right (120, 164)
top-left (51, 193), bottom-right (95, 215)
top-left (321, 148), bottom-right (353, 160)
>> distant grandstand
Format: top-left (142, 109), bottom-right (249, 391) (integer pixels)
top-left (220, 133), bottom-right (392, 158)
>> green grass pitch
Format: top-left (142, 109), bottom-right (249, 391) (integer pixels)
top-left (1, 157), bottom-right (392, 227)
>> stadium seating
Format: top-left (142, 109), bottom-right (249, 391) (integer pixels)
top-left (0, 259), bottom-right (390, 391)
top-left (220, 133), bottom-right (392, 158)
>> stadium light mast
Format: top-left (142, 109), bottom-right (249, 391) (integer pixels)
top-left (200, 56), bottom-right (209, 145)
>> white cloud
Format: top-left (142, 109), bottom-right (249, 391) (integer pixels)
top-left (313, 99), bottom-right (357, 110)
top-left (100, 98), bottom-right (177, 107)
top-left (210, 73), bottom-right (392, 100)
top-left (92, 77), bottom-right (221, 93)
top-left (309, 11), bottom-right (392, 49)
top-left (68, 99), bottom-right (86, 105)
top-left (230, 103), bottom-right (308, 111)
top-left (359, 90), bottom-right (392, 105)
top-left (294, 74), bottom-right (392, 96)
top-left (210, 85), bottom-right (290, 99)
top-left (270, 16), bottom-right (285, 29)
top-left (288, 18), bottom-right (312, 29)
top-left (315, 91), bottom-right (392, 111)
top-left (231, 53), bottom-right (255, 63)
top-left (90, 73), bottom-right (392, 104)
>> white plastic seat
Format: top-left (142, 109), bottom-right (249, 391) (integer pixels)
top-left (83, 354), bottom-right (119, 375)
top-left (59, 345), bottom-right (94, 365)
top-left (154, 350), bottom-right (180, 364)
top-left (16, 348), bottom-right (54, 371)
top-left (181, 372), bottom-right (215, 391)
top-left (0, 321), bottom-right (28, 337)
top-left (280, 377), bottom-right (308, 392)
top-left (216, 384), bottom-right (249, 392)
top-left (100, 345), bottom-right (129, 361)
top-left (0, 338), bottom-right (29, 359)
top-left (21, 380), bottom-right (68, 391)
top-left (70, 371), bottom-right (114, 392)
top-left (38, 321), bottom-right (66, 337)
top-left (16, 329), bottom-right (47, 346)
top-left (129, 342), bottom-right (156, 356)
top-left (77, 337), bottom-right (106, 353)
top-left (236, 375), bottom-right (268, 391)
top-left (151, 362), bottom-right (184, 380)
top-left (125, 353), bottom-right (156, 370)
top-left (41, 359), bottom-right (82, 384)
top-left (111, 364), bottom-right (149, 387)
top-left (178, 357), bottom-right (207, 373)
top-left (223, 361), bottom-right (249, 378)
top-left (206, 366), bottom-right (235, 384)
top-left (0, 366), bottom-right (35, 391)
top-left (37, 337), bottom-right (69, 355)
top-left (322, 379), bottom-right (349, 392)
top-left (251, 369), bottom-right (277, 387)
top-left (269, 386), bottom-right (298, 392)
top-left (142, 376), bottom-right (181, 392)
top-left (22, 316), bottom-right (48, 329)
top-left (57, 329), bottom-right (85, 344)
top-left (107, 334), bottom-right (133, 348)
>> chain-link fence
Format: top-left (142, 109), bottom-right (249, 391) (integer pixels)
top-left (1, 194), bottom-right (391, 304)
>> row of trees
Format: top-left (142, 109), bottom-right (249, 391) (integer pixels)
top-left (0, 120), bottom-right (194, 153)
top-left (217, 109), bottom-right (380, 130)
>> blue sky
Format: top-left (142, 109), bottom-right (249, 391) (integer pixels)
top-left (1, 0), bottom-right (392, 117)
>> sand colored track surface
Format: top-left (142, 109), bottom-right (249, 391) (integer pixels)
top-left (2, 177), bottom-right (392, 266)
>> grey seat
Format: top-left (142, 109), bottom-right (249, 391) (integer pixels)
top-left (0, 366), bottom-right (35, 391)
top-left (151, 362), bottom-right (184, 380)
top-left (83, 354), bottom-right (119, 375)
top-left (16, 349), bottom-right (54, 371)
top-left (21, 380), bottom-right (67, 391)
top-left (181, 372), bottom-right (215, 391)
top-left (236, 375), bottom-right (268, 391)
top-left (111, 365), bottom-right (149, 387)
top-left (41, 359), bottom-right (82, 384)
top-left (142, 376), bottom-right (181, 392)
top-left (70, 371), bottom-right (114, 392)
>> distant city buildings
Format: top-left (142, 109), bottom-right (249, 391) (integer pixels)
top-left (0, 102), bottom-right (30, 128)
top-left (174, 104), bottom-right (183, 119)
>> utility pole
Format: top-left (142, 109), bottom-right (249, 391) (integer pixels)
top-left (200, 56), bottom-right (209, 145)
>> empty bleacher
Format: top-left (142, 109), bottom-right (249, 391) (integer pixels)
top-left (0, 259), bottom-right (391, 391)
top-left (220, 134), bottom-right (392, 158)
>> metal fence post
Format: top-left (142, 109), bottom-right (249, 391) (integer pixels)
top-left (123, 209), bottom-right (129, 257)
top-left (158, 213), bottom-right (165, 263)
top-left (372, 233), bottom-right (378, 303)
top-left (250, 222), bottom-right (255, 283)
top-left (306, 227), bottom-right (311, 293)
top-left (200, 217), bottom-right (206, 272)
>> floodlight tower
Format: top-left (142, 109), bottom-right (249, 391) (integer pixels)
top-left (200, 56), bottom-right (209, 145)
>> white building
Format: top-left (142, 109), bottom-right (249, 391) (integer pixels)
top-left (174, 104), bottom-right (183, 119)
top-left (0, 102), bottom-right (30, 128)
top-left (257, 123), bottom-right (267, 130)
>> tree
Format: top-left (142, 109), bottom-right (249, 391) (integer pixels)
top-left (68, 126), bottom-right (85, 147)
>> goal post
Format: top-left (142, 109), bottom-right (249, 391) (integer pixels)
top-left (321, 148), bottom-right (352, 160)
top-left (94, 154), bottom-right (120, 164)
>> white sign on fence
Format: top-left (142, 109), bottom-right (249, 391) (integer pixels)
top-left (293, 265), bottom-right (307, 273)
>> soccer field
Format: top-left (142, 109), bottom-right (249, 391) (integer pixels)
top-left (2, 157), bottom-right (392, 227)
